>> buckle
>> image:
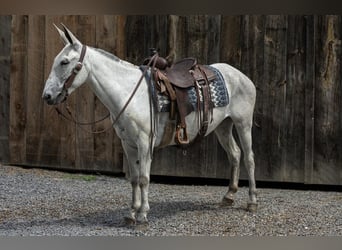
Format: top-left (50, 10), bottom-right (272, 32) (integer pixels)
top-left (73, 62), bottom-right (83, 74)
top-left (195, 80), bottom-right (202, 89)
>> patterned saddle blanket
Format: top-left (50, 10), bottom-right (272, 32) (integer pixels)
top-left (146, 65), bottom-right (229, 113)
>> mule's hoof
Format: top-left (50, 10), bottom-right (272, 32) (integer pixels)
top-left (124, 216), bottom-right (136, 226)
top-left (247, 203), bottom-right (258, 212)
top-left (221, 196), bottom-right (234, 207)
top-left (135, 220), bottom-right (149, 230)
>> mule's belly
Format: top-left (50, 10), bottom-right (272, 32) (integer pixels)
top-left (155, 106), bottom-right (230, 147)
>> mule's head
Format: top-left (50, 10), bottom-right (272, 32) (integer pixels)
top-left (42, 24), bottom-right (89, 105)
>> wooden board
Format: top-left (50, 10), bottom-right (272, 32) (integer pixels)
top-left (304, 15), bottom-right (316, 184)
top-left (313, 16), bottom-right (342, 185)
top-left (9, 15), bottom-right (28, 164)
top-left (25, 15), bottom-right (46, 166)
top-left (281, 15), bottom-right (306, 182)
top-left (0, 15), bottom-right (11, 164)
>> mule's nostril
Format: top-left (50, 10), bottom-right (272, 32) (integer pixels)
top-left (43, 93), bottom-right (52, 102)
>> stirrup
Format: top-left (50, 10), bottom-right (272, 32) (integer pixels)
top-left (175, 125), bottom-right (190, 145)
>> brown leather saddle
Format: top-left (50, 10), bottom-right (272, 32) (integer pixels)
top-left (144, 51), bottom-right (216, 145)
top-left (165, 58), bottom-right (197, 88)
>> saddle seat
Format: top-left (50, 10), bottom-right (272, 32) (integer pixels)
top-left (164, 58), bottom-right (197, 88)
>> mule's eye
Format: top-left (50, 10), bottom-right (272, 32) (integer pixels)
top-left (60, 59), bottom-right (70, 66)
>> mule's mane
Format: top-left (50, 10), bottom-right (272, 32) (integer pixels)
top-left (93, 47), bottom-right (120, 62)
top-left (92, 47), bottom-right (137, 69)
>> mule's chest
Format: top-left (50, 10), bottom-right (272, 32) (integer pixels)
top-left (112, 114), bottom-right (149, 145)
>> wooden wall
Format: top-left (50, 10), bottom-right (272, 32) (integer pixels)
top-left (2, 15), bottom-right (342, 185)
top-left (0, 15), bottom-right (11, 164)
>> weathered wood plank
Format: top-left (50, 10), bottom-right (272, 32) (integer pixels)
top-left (304, 15), bottom-right (315, 184)
top-left (260, 15), bottom-right (288, 181)
top-left (0, 15), bottom-right (11, 164)
top-left (125, 15), bottom-right (148, 65)
top-left (144, 15), bottom-right (169, 57)
top-left (207, 15), bottom-right (221, 64)
top-left (313, 15), bottom-right (342, 185)
top-left (282, 15), bottom-right (306, 182)
top-left (25, 15), bottom-right (46, 166)
top-left (9, 15), bottom-right (28, 164)
top-left (220, 16), bottom-right (242, 68)
top-left (185, 15), bottom-right (211, 63)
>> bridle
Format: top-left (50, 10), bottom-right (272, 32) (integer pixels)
top-left (64, 44), bottom-right (87, 90)
top-left (56, 44), bottom-right (112, 134)
top-left (55, 45), bottom-right (158, 135)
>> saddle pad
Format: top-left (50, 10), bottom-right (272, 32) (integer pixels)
top-left (140, 65), bottom-right (229, 113)
top-left (156, 66), bottom-right (229, 112)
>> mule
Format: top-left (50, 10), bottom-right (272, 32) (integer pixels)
top-left (42, 24), bottom-right (257, 224)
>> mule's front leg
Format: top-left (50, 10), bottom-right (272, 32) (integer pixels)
top-left (128, 177), bottom-right (141, 224)
top-left (122, 142), bottom-right (141, 224)
top-left (136, 151), bottom-right (152, 224)
top-left (137, 174), bottom-right (150, 223)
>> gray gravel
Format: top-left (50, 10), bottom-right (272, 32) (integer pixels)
top-left (0, 164), bottom-right (341, 236)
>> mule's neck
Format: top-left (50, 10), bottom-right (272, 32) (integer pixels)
top-left (84, 47), bottom-right (146, 117)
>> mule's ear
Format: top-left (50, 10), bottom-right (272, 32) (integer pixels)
top-left (61, 23), bottom-right (82, 48)
top-left (53, 23), bottom-right (69, 45)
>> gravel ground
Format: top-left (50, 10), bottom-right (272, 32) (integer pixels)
top-left (0, 164), bottom-right (341, 236)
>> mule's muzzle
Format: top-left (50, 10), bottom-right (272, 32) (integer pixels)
top-left (42, 92), bottom-right (55, 105)
top-left (42, 89), bottom-right (68, 105)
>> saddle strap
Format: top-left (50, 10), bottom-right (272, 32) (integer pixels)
top-left (156, 70), bottom-right (177, 119)
top-left (174, 87), bottom-right (190, 144)
top-left (196, 65), bottom-right (213, 136)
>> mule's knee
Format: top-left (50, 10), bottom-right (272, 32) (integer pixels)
top-left (130, 177), bottom-right (139, 187)
top-left (139, 175), bottom-right (150, 187)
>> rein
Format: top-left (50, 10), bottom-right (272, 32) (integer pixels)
top-left (55, 104), bottom-right (111, 134)
top-left (55, 47), bottom-right (158, 134)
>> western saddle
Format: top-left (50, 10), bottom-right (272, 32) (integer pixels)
top-left (143, 49), bottom-right (216, 146)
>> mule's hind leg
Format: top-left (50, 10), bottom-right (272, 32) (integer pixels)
top-left (215, 118), bottom-right (241, 206)
top-left (234, 120), bottom-right (257, 212)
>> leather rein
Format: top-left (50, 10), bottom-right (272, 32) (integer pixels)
top-left (55, 45), bottom-right (157, 134)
